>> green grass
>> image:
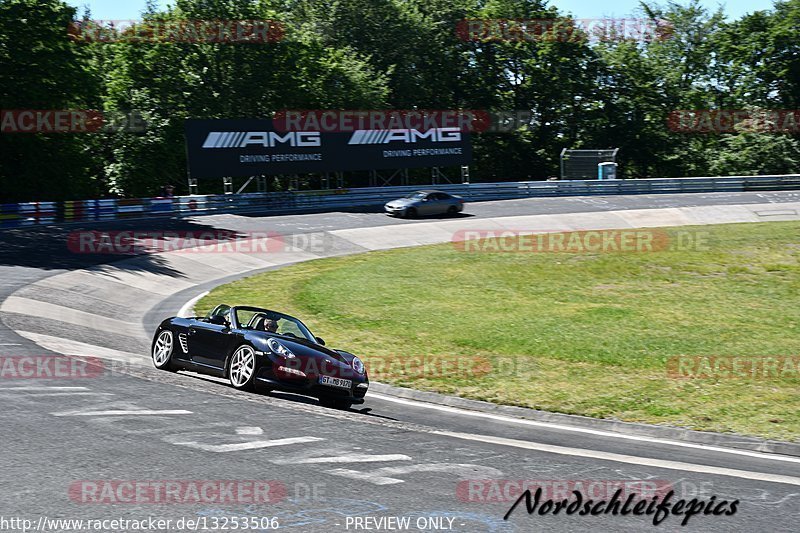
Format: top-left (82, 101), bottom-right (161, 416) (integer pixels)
top-left (198, 222), bottom-right (800, 441)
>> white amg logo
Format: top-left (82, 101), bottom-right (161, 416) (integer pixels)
top-left (202, 131), bottom-right (321, 148)
top-left (348, 128), bottom-right (461, 145)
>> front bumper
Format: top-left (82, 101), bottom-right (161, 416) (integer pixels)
top-left (384, 205), bottom-right (406, 216)
top-left (256, 367), bottom-right (368, 404)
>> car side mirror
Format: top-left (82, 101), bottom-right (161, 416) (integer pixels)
top-left (315, 336), bottom-right (326, 346)
top-left (208, 315), bottom-right (228, 326)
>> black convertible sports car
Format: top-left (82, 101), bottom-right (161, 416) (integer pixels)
top-left (151, 304), bottom-right (368, 409)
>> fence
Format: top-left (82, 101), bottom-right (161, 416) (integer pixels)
top-left (1, 174), bottom-right (799, 228)
top-left (561, 148), bottom-right (619, 180)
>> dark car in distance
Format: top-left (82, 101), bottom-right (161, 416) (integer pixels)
top-left (151, 304), bottom-right (368, 409)
top-left (384, 190), bottom-right (465, 218)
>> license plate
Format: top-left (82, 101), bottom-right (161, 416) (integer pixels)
top-left (319, 375), bottom-right (352, 389)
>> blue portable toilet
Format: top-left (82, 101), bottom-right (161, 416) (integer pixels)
top-left (598, 162), bottom-right (618, 180)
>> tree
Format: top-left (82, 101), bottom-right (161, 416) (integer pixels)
top-left (709, 132), bottom-right (800, 176)
top-left (99, 0), bottom-right (389, 196)
top-left (0, 0), bottom-right (104, 201)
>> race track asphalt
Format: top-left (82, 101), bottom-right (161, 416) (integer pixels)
top-left (1, 190), bottom-right (798, 532)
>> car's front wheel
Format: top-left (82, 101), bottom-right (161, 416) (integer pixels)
top-left (405, 207), bottom-right (417, 218)
top-left (152, 330), bottom-right (177, 371)
top-left (228, 344), bottom-right (256, 391)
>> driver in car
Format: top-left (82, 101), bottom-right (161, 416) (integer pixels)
top-left (263, 319), bottom-right (279, 333)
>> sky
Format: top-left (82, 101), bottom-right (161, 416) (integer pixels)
top-left (65, 0), bottom-right (776, 21)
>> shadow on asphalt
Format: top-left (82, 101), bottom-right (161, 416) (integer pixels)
top-left (231, 204), bottom-right (477, 219)
top-left (390, 212), bottom-right (475, 221)
top-left (0, 218), bottom-right (247, 273)
top-left (175, 370), bottom-right (399, 421)
top-left (0, 207), bottom-right (474, 272)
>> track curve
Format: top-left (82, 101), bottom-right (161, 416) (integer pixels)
top-left (2, 191), bottom-right (800, 532)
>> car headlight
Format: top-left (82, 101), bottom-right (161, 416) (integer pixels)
top-left (351, 356), bottom-right (365, 375)
top-left (267, 338), bottom-right (295, 359)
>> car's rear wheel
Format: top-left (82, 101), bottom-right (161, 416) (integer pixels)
top-left (405, 207), bottom-right (417, 218)
top-left (447, 205), bottom-right (458, 215)
top-left (228, 345), bottom-right (256, 391)
top-left (152, 330), bottom-right (177, 371)
top-left (319, 397), bottom-right (353, 410)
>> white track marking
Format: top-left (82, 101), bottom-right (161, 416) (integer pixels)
top-left (325, 469), bottom-right (404, 485)
top-left (2, 297), bottom-right (142, 335)
top-left (236, 426), bottom-right (264, 435)
top-left (173, 436), bottom-right (323, 452)
top-left (0, 386), bottom-right (89, 391)
top-left (52, 409), bottom-right (192, 417)
top-left (178, 291), bottom-right (209, 318)
top-left (13, 331), bottom-right (144, 364)
top-left (373, 463), bottom-right (504, 478)
top-left (326, 463), bottom-right (502, 486)
top-left (371, 393), bottom-right (800, 464)
top-left (435, 430), bottom-right (800, 487)
top-left (18, 392), bottom-right (114, 397)
top-left (272, 454), bottom-right (411, 465)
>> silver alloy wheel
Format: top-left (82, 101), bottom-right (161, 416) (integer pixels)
top-left (229, 345), bottom-right (255, 388)
top-left (153, 330), bottom-right (173, 368)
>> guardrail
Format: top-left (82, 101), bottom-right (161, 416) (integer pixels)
top-left (1, 174), bottom-right (799, 228)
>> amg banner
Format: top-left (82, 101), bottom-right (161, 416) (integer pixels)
top-left (184, 119), bottom-right (472, 178)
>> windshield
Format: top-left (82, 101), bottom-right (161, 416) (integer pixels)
top-left (234, 308), bottom-right (316, 342)
top-left (404, 192), bottom-right (427, 200)
top-left (205, 305), bottom-right (231, 322)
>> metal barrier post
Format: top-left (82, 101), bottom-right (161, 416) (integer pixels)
top-left (236, 176), bottom-right (256, 194)
top-left (223, 177), bottom-right (233, 194)
top-left (432, 167), bottom-right (454, 184)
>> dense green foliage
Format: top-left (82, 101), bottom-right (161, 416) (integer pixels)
top-left (1, 0), bottom-right (799, 200)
